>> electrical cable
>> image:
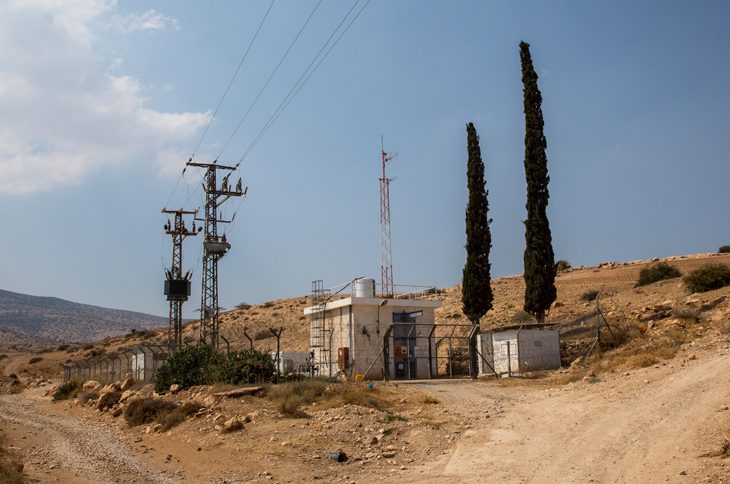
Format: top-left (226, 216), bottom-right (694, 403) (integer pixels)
top-left (189, 0), bottom-right (276, 161)
top-left (225, 0), bottom-right (370, 235)
top-left (161, 1), bottom-right (275, 210)
top-left (236, 0), bottom-right (370, 165)
top-left (215, 0), bottom-right (324, 162)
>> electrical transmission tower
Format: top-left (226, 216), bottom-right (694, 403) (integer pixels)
top-left (379, 138), bottom-right (395, 297)
top-left (162, 208), bottom-right (200, 349)
top-left (185, 161), bottom-right (246, 348)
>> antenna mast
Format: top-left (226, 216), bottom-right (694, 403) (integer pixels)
top-left (162, 208), bottom-right (199, 349)
top-left (185, 160), bottom-right (247, 348)
top-left (379, 137), bottom-right (395, 297)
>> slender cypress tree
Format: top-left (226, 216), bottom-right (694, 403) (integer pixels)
top-left (520, 41), bottom-right (556, 324)
top-left (461, 122), bottom-right (493, 325)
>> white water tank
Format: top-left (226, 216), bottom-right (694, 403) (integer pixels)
top-left (354, 278), bottom-right (376, 298)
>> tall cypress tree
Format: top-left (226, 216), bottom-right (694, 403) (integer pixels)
top-left (520, 41), bottom-right (556, 324)
top-left (462, 122), bottom-right (493, 325)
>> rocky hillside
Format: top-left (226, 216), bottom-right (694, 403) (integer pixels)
top-left (175, 252), bottom-right (730, 365)
top-left (0, 289), bottom-right (166, 343)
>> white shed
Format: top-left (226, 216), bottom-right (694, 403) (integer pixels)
top-left (478, 324), bottom-right (561, 376)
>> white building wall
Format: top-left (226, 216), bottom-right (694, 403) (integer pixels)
top-left (516, 329), bottom-right (561, 372)
top-left (491, 330), bottom-right (519, 375)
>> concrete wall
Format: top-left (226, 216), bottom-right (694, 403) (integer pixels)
top-left (313, 304), bottom-right (437, 379)
top-left (516, 329), bottom-right (561, 372)
top-left (485, 328), bottom-right (561, 375)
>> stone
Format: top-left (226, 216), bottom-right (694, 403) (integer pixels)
top-left (119, 390), bottom-right (136, 403)
top-left (203, 395), bottom-right (217, 408)
top-left (83, 380), bottom-right (101, 390)
top-left (382, 451), bottom-right (397, 458)
top-left (153, 423), bottom-right (163, 433)
top-left (323, 451), bottom-right (348, 462)
top-left (120, 378), bottom-right (135, 391)
top-left (112, 407), bottom-right (123, 418)
top-left (170, 384), bottom-right (181, 394)
top-left (222, 417), bottom-right (244, 433)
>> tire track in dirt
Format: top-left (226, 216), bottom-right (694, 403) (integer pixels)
top-left (0, 392), bottom-right (175, 484)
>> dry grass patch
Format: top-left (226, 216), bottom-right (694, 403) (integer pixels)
top-left (265, 379), bottom-right (391, 418)
top-left (123, 398), bottom-right (178, 427)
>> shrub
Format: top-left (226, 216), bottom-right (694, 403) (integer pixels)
top-left (580, 290), bottom-right (600, 302)
top-left (555, 260), bottom-right (571, 272)
top-left (635, 262), bottom-right (682, 287)
top-left (512, 309), bottom-right (534, 324)
top-left (57, 344), bottom-right (69, 351)
top-left (220, 349), bottom-right (275, 385)
top-left (82, 343), bottom-right (94, 350)
top-left (28, 357), bottom-right (42, 364)
top-left (159, 402), bottom-right (201, 431)
top-left (719, 246), bottom-right (730, 254)
top-left (97, 390), bottom-right (121, 411)
top-left (684, 264), bottom-right (730, 293)
top-left (53, 380), bottom-right (83, 401)
top-left (153, 345), bottom-right (226, 393)
top-left (236, 302), bottom-right (251, 310)
top-left (123, 398), bottom-right (178, 427)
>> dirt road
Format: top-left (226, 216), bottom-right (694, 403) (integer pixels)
top-left (0, 387), bottom-right (175, 483)
top-left (410, 348), bottom-right (730, 483)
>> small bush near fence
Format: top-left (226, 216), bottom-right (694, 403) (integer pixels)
top-left (153, 345), bottom-right (226, 393)
top-left (580, 290), bottom-right (600, 302)
top-left (53, 380), bottom-right (82, 401)
top-left (684, 264), bottom-right (730, 293)
top-left (220, 349), bottom-right (275, 385)
top-left (154, 346), bottom-right (275, 393)
top-left (635, 262), bottom-right (681, 287)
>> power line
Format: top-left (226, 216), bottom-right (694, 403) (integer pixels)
top-left (215, 0), bottom-right (324, 162)
top-left (189, 0), bottom-right (276, 161)
top-left (161, 1), bottom-right (274, 210)
top-left (236, 0), bottom-right (371, 165)
top-left (225, 0), bottom-right (370, 235)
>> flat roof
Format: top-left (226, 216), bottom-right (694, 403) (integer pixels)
top-left (304, 296), bottom-right (441, 315)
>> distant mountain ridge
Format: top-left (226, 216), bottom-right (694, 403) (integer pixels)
top-left (0, 288), bottom-right (166, 342)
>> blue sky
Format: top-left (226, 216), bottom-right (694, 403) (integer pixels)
top-left (0, 0), bottom-right (728, 318)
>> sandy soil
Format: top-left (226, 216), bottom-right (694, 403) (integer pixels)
top-left (410, 345), bottom-right (730, 483)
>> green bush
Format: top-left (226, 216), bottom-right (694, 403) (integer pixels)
top-left (684, 264), bottom-right (730, 293)
top-left (53, 380), bottom-right (82, 401)
top-left (635, 262), bottom-right (682, 287)
top-left (220, 349), bottom-right (276, 385)
top-left (580, 290), bottom-right (600, 302)
top-left (555, 259), bottom-right (571, 272)
top-left (154, 345), bottom-right (226, 393)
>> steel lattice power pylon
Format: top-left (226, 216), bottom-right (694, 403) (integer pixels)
top-left (379, 140), bottom-right (395, 297)
top-left (162, 208), bottom-right (199, 350)
top-left (185, 160), bottom-right (246, 348)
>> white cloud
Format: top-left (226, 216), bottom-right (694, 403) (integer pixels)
top-left (110, 9), bottom-right (180, 33)
top-left (0, 0), bottom-right (205, 194)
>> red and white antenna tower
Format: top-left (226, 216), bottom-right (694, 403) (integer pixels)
top-left (379, 137), bottom-right (395, 297)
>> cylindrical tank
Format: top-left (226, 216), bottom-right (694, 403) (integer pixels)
top-left (354, 278), bottom-right (376, 298)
